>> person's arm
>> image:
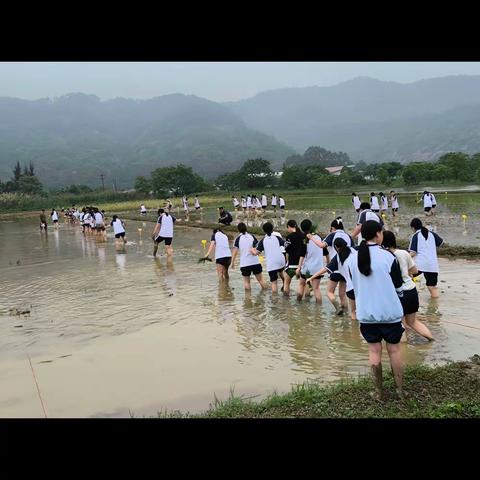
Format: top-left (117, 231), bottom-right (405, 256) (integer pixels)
top-left (205, 240), bottom-right (216, 258)
top-left (351, 214), bottom-right (363, 238)
top-left (306, 266), bottom-right (328, 284)
top-left (295, 256), bottom-right (305, 277)
top-left (308, 255), bottom-right (337, 283)
top-left (251, 238), bottom-right (264, 256)
top-left (152, 222), bottom-right (160, 239)
top-left (404, 250), bottom-right (418, 276)
top-left (408, 232), bottom-right (418, 258)
top-left (433, 232), bottom-right (444, 247)
top-left (390, 258), bottom-right (403, 291)
top-left (306, 234), bottom-right (327, 249)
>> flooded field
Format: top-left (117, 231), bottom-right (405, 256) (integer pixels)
top-left (1, 217), bottom-right (480, 417)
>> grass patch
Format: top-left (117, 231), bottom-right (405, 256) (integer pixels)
top-left (150, 356), bottom-right (480, 418)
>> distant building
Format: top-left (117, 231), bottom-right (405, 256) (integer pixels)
top-left (324, 166), bottom-right (345, 176)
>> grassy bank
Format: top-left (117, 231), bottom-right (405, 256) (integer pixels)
top-left (159, 356), bottom-right (480, 418)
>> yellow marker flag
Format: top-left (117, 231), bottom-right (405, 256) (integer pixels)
top-left (201, 239), bottom-right (207, 250)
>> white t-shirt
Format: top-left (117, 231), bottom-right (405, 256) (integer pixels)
top-left (94, 212), bottom-right (104, 225)
top-left (393, 249), bottom-right (416, 291)
top-left (233, 197), bottom-right (240, 207)
top-left (326, 248), bottom-right (357, 292)
top-left (430, 193), bottom-right (437, 206)
top-left (408, 229), bottom-right (443, 273)
top-left (370, 196), bottom-right (380, 210)
top-left (194, 198), bottom-right (200, 208)
top-left (246, 196), bottom-right (252, 208)
top-left (83, 213), bottom-right (91, 225)
top-left (271, 195), bottom-right (277, 206)
top-left (324, 230), bottom-right (353, 261)
top-left (157, 213), bottom-right (175, 238)
top-left (140, 205), bottom-right (147, 213)
top-left (256, 234), bottom-right (286, 272)
top-left (261, 195), bottom-right (267, 207)
top-left (111, 219), bottom-right (125, 235)
top-left (423, 194), bottom-right (433, 208)
top-left (302, 234), bottom-right (325, 275)
top-left (381, 196), bottom-right (388, 210)
top-left (241, 198), bottom-right (246, 208)
top-left (391, 195), bottom-right (399, 209)
top-left (233, 233), bottom-right (260, 268)
top-left (51, 211), bottom-right (58, 221)
top-left (211, 230), bottom-right (231, 260)
top-left (279, 197), bottom-right (285, 207)
top-left (352, 196), bottom-right (361, 210)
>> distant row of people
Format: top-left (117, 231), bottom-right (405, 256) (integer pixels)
top-left (231, 194), bottom-right (286, 213)
top-left (351, 192), bottom-right (400, 216)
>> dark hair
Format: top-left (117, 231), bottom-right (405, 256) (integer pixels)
top-left (263, 222), bottom-right (274, 236)
top-left (287, 219), bottom-right (299, 231)
top-left (331, 217), bottom-right (344, 230)
top-left (358, 220), bottom-right (383, 276)
top-left (237, 222), bottom-right (247, 234)
top-left (379, 192), bottom-right (384, 197)
top-left (381, 230), bottom-right (397, 249)
top-left (359, 202), bottom-right (371, 210)
top-left (370, 192), bottom-right (375, 197)
top-left (410, 217), bottom-right (429, 240)
top-left (352, 192), bottom-right (356, 196)
top-left (334, 237), bottom-right (350, 265)
top-left (112, 215), bottom-right (118, 221)
top-left (219, 206), bottom-right (224, 210)
top-left (300, 219), bottom-right (312, 234)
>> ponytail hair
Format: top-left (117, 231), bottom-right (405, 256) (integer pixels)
top-left (359, 201), bottom-right (371, 211)
top-left (381, 230), bottom-right (397, 249)
top-left (331, 216), bottom-right (344, 230)
top-left (358, 220), bottom-right (383, 276)
top-left (300, 219), bottom-right (312, 234)
top-left (410, 217), bottom-right (429, 240)
top-left (262, 222), bottom-right (274, 236)
top-left (334, 237), bottom-right (350, 265)
top-left (237, 222), bottom-right (247, 234)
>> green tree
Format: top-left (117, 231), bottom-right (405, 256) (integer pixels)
top-left (237, 158), bottom-right (274, 188)
top-left (17, 175), bottom-right (44, 194)
top-left (134, 176), bottom-right (152, 195)
top-left (280, 165), bottom-right (313, 189)
top-left (150, 164), bottom-right (207, 196)
top-left (13, 161), bottom-right (21, 182)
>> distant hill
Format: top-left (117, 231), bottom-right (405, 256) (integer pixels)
top-left (227, 75), bottom-right (480, 162)
top-left (0, 93), bottom-right (295, 188)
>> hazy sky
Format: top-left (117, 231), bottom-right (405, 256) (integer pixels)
top-left (1, 62), bottom-right (480, 102)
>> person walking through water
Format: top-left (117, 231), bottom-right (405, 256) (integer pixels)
top-left (390, 191), bottom-right (399, 217)
top-left (283, 220), bottom-right (306, 297)
top-left (204, 227), bottom-right (232, 281)
top-left (194, 195), bottom-right (201, 211)
top-left (349, 220), bottom-right (405, 400)
top-left (110, 215), bottom-right (127, 245)
top-left (370, 193), bottom-right (380, 213)
top-left (39, 209), bottom-right (48, 232)
top-left (382, 230), bottom-right (434, 341)
top-left (408, 218), bottom-right (443, 299)
top-left (418, 191), bottom-right (433, 216)
top-left (231, 222), bottom-right (267, 291)
top-left (251, 222), bottom-right (286, 294)
top-left (140, 204), bottom-right (147, 216)
top-left (271, 193), bottom-right (277, 213)
top-left (352, 193), bottom-right (361, 212)
top-left (51, 208), bottom-right (59, 228)
top-left (152, 208), bottom-right (176, 258)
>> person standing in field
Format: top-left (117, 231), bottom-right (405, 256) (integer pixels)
top-left (349, 220), bottom-right (405, 400)
top-left (382, 230), bottom-right (434, 341)
top-left (370, 193), bottom-right (380, 213)
top-left (429, 192), bottom-right (437, 215)
top-left (379, 192), bottom-right (388, 214)
top-left (283, 220), bottom-right (306, 297)
top-left (94, 208), bottom-right (106, 237)
top-left (140, 204), bottom-right (147, 216)
top-left (231, 222), bottom-right (267, 291)
top-left (194, 195), bottom-right (201, 211)
top-left (51, 208), bottom-right (59, 228)
top-left (204, 227), bottom-right (232, 282)
top-left (251, 222), bottom-right (286, 294)
top-left (152, 208), bottom-right (176, 258)
top-left (261, 193), bottom-right (268, 211)
top-left (39, 209), bottom-right (48, 232)
top-left (232, 195), bottom-right (240, 211)
top-left (418, 191), bottom-right (433, 216)
top-left (279, 195), bottom-right (286, 211)
top-left (390, 191), bottom-right (399, 216)
top-left (271, 193), bottom-right (277, 213)
top-left (408, 218), bottom-right (443, 299)
top-left (351, 202), bottom-right (384, 242)
top-left (241, 196), bottom-right (247, 213)
top-left (352, 193), bottom-right (361, 212)
top-left (110, 215), bottom-right (127, 245)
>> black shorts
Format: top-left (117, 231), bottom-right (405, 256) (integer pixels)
top-left (115, 232), bottom-right (126, 239)
top-left (329, 272), bottom-right (346, 282)
top-left (269, 268), bottom-right (284, 281)
top-left (417, 271), bottom-right (438, 287)
top-left (372, 209), bottom-right (379, 213)
top-left (360, 322), bottom-right (404, 344)
top-left (216, 256), bottom-right (232, 267)
top-left (280, 205), bottom-right (285, 210)
top-left (155, 236), bottom-right (172, 246)
top-left (346, 289), bottom-right (355, 300)
top-left (241, 264), bottom-right (262, 277)
top-left (262, 206), bottom-right (267, 209)
top-left (432, 204), bottom-right (437, 208)
top-left (392, 208), bottom-right (398, 212)
top-left (355, 208), bottom-right (360, 213)
top-left (400, 287), bottom-right (419, 315)
top-left (53, 219), bottom-right (58, 223)
top-left (195, 207), bottom-right (201, 210)
top-left (424, 207), bottom-right (431, 212)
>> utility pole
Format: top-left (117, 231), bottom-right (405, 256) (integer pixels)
top-left (100, 174), bottom-right (105, 191)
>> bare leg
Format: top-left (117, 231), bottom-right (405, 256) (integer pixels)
top-left (283, 273), bottom-right (292, 296)
top-left (254, 273), bottom-right (267, 290)
top-left (327, 280), bottom-right (340, 311)
top-left (404, 312), bottom-right (434, 341)
top-left (166, 245), bottom-right (173, 257)
top-left (349, 298), bottom-right (356, 320)
top-left (427, 286), bottom-right (439, 298)
top-left (386, 342), bottom-right (404, 398)
top-left (297, 278), bottom-right (306, 301)
top-left (243, 276), bottom-right (252, 291)
top-left (311, 278), bottom-right (322, 303)
top-left (216, 264), bottom-right (225, 281)
top-left (368, 342), bottom-right (383, 399)
top-left (338, 281), bottom-right (348, 310)
top-left (153, 243), bottom-right (159, 257)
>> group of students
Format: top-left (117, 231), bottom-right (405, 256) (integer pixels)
top-left (231, 193), bottom-right (286, 214)
top-left (201, 199), bottom-right (444, 399)
top-left (419, 191), bottom-right (437, 215)
top-left (351, 191), bottom-right (400, 216)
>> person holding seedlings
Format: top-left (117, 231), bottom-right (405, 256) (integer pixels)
top-left (204, 227), bottom-right (232, 281)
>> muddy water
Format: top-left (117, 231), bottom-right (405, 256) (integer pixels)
top-left (1, 218), bottom-right (479, 417)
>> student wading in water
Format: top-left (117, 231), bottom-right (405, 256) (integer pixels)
top-left (251, 222), bottom-right (286, 294)
top-left (204, 227), bottom-right (232, 281)
top-left (283, 220), bottom-right (306, 297)
top-left (408, 218), bottom-right (443, 299)
top-left (349, 220), bottom-right (405, 400)
top-left (152, 208), bottom-right (176, 257)
top-left (231, 223), bottom-right (267, 291)
top-left (382, 230), bottom-right (434, 341)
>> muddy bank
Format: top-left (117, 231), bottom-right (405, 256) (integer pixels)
top-left (162, 356), bottom-right (480, 418)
